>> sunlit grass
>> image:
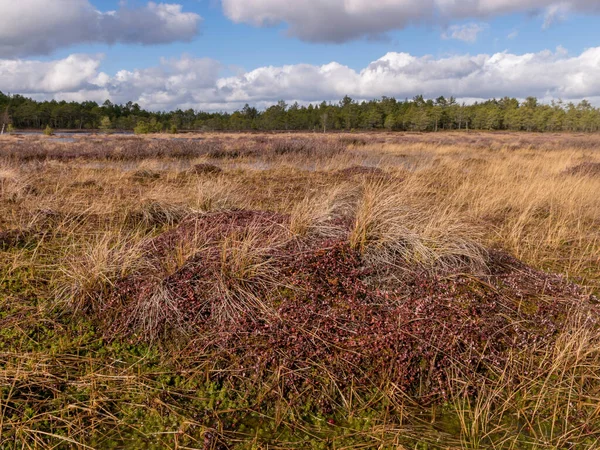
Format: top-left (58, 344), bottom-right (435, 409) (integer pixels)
top-left (1, 132), bottom-right (599, 448)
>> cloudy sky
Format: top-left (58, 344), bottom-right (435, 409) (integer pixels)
top-left (1, 0), bottom-right (600, 111)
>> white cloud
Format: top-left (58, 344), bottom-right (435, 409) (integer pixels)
top-left (0, 54), bottom-right (105, 93)
top-left (508, 30), bottom-right (519, 39)
top-left (4, 47), bottom-right (600, 111)
top-left (0, 0), bottom-right (202, 58)
top-left (543, 3), bottom-right (571, 28)
top-left (108, 55), bottom-right (222, 110)
top-left (221, 0), bottom-right (600, 42)
top-left (442, 23), bottom-right (487, 43)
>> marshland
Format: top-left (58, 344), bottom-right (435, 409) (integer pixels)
top-left (1, 131), bottom-right (600, 449)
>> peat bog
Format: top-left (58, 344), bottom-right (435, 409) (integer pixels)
top-left (1, 132), bottom-right (600, 449)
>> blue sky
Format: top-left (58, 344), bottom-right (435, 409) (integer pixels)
top-left (48, 1), bottom-right (598, 75)
top-left (2, 0), bottom-right (600, 110)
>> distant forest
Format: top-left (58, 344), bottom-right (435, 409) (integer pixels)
top-left (2, 91), bottom-right (600, 133)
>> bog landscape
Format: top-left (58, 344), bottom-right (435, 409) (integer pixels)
top-left (1, 128), bottom-right (599, 448)
top-left (3, 0), bottom-right (600, 447)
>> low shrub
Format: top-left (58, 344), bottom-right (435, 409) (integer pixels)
top-left (563, 162), bottom-right (600, 177)
top-left (189, 163), bottom-right (223, 175)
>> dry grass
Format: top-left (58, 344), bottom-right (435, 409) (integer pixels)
top-left (449, 309), bottom-right (600, 448)
top-left (212, 226), bottom-right (285, 322)
top-left (288, 184), bottom-right (352, 237)
top-left (350, 179), bottom-right (488, 273)
top-left (192, 176), bottom-right (246, 212)
top-left (53, 229), bottom-right (149, 314)
top-left (1, 132), bottom-right (599, 448)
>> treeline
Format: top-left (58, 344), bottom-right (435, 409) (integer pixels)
top-left (2, 91), bottom-right (600, 133)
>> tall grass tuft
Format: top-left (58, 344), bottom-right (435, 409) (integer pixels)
top-left (350, 179), bottom-right (488, 272)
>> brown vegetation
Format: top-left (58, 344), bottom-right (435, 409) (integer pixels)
top-left (1, 132), bottom-right (600, 448)
top-left (563, 161), bottom-right (600, 177)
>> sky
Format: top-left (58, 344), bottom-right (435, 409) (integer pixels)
top-left (1, 0), bottom-right (600, 111)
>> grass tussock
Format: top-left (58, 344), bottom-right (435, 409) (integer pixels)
top-left (288, 184), bottom-right (353, 237)
top-left (99, 210), bottom-right (290, 340)
top-left (53, 229), bottom-right (149, 314)
top-left (1, 132), bottom-right (600, 448)
top-left (350, 179), bottom-right (488, 273)
top-left (193, 177), bottom-right (246, 212)
top-left (126, 200), bottom-right (191, 229)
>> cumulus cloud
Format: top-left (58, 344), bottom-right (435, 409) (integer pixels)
top-left (0, 0), bottom-right (202, 58)
top-left (221, 0), bottom-right (600, 42)
top-left (222, 0), bottom-right (431, 42)
top-left (0, 54), bottom-right (106, 93)
top-left (108, 55), bottom-right (222, 110)
top-left (4, 47), bottom-right (600, 110)
top-left (442, 23), bottom-right (487, 43)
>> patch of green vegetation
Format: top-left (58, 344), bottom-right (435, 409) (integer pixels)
top-left (134, 118), bottom-right (163, 134)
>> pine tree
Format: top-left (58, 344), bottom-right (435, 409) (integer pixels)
top-left (99, 116), bottom-right (112, 133)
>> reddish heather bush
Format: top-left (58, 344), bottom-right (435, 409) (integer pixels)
top-left (0, 139), bottom-right (228, 161)
top-left (104, 210), bottom-right (290, 338)
top-left (186, 243), bottom-right (592, 404)
top-left (0, 136), bottom-right (351, 162)
top-left (88, 208), bottom-right (597, 405)
top-left (271, 138), bottom-right (346, 157)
